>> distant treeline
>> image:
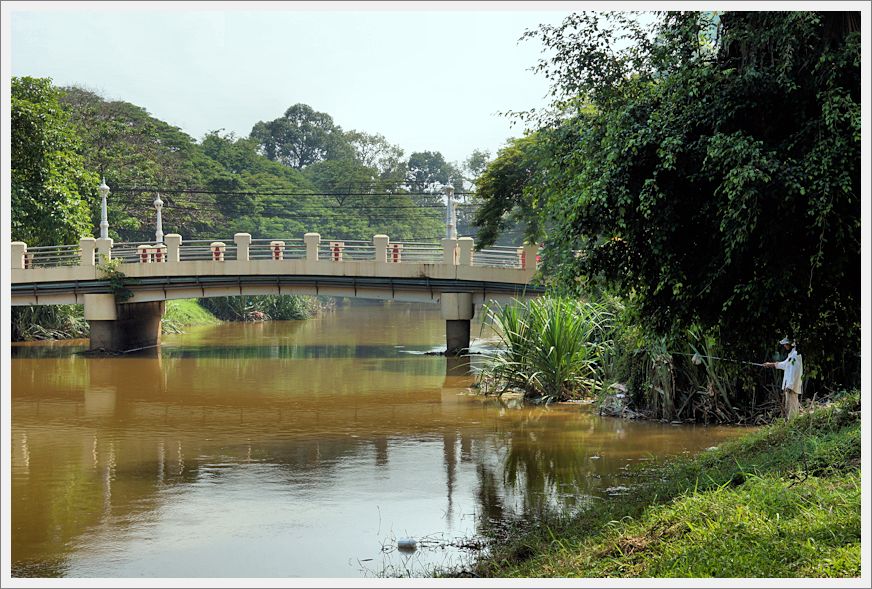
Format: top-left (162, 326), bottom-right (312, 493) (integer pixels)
top-left (12, 77), bottom-right (496, 247)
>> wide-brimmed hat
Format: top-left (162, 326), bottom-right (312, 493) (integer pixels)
top-left (779, 337), bottom-right (792, 345)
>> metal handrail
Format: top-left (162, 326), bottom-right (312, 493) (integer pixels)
top-left (249, 240), bottom-right (306, 260)
top-left (15, 238), bottom-right (536, 269)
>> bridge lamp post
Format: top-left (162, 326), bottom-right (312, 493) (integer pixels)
top-left (443, 184), bottom-right (457, 239)
top-left (153, 193), bottom-right (164, 243)
top-left (99, 178), bottom-right (110, 239)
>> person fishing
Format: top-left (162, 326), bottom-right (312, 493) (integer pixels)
top-left (763, 337), bottom-right (803, 419)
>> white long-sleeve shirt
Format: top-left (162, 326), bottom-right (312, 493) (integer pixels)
top-left (775, 348), bottom-right (803, 395)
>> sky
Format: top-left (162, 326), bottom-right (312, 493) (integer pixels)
top-left (9, 4), bottom-right (574, 166)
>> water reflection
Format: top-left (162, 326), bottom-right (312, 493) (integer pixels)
top-left (11, 304), bottom-right (745, 577)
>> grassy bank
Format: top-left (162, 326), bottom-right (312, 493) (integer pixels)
top-left (161, 299), bottom-right (221, 333)
top-left (11, 299), bottom-right (220, 341)
top-left (467, 391), bottom-right (861, 578)
top-left (11, 296), bottom-right (322, 342)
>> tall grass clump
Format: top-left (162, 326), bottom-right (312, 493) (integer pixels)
top-left (11, 305), bottom-right (89, 341)
top-left (594, 294), bottom-right (774, 423)
top-left (479, 297), bottom-right (613, 402)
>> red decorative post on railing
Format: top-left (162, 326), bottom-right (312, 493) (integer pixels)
top-left (211, 242), bottom-right (226, 261)
top-left (390, 243), bottom-right (403, 263)
top-left (138, 244), bottom-right (150, 263)
top-left (330, 241), bottom-right (344, 262)
top-left (270, 240), bottom-right (285, 260)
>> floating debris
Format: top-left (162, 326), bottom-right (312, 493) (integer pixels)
top-left (397, 537), bottom-right (417, 552)
top-left (383, 533), bottom-right (487, 555)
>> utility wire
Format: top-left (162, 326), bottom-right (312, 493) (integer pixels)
top-left (112, 188), bottom-right (474, 197)
top-left (125, 204), bottom-right (474, 214)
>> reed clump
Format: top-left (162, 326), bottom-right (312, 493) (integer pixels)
top-left (478, 297), bottom-right (613, 403)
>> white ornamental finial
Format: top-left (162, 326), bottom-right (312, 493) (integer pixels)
top-left (99, 178), bottom-right (110, 239)
top-left (154, 193), bottom-right (164, 243)
top-left (443, 184), bottom-right (457, 240)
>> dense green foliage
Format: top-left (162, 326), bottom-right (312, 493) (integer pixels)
top-left (468, 391), bottom-right (861, 578)
top-left (473, 12), bottom-right (860, 397)
top-left (251, 103), bottom-right (352, 169)
top-left (11, 299), bottom-right (220, 341)
top-left (58, 88), bottom-right (452, 242)
top-left (472, 134), bottom-right (545, 247)
top-left (198, 295), bottom-right (316, 322)
top-left (479, 297), bottom-right (613, 402)
top-left (13, 76), bottom-right (497, 248)
top-left (11, 77), bottom-right (96, 246)
top-left (11, 305), bottom-right (89, 342)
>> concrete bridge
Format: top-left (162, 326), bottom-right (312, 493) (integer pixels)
top-left (11, 232), bottom-right (543, 353)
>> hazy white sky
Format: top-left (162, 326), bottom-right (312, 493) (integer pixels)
top-left (10, 6), bottom-right (573, 165)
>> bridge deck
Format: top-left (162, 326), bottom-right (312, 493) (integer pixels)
top-left (11, 235), bottom-right (543, 306)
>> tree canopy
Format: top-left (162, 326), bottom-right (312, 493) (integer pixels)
top-left (11, 77), bottom-right (96, 246)
top-left (250, 103), bottom-right (352, 169)
top-left (472, 11), bottom-right (861, 388)
top-left (13, 81), bottom-right (475, 244)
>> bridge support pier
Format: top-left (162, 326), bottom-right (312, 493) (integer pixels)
top-left (85, 294), bottom-right (165, 352)
top-left (441, 292), bottom-right (474, 356)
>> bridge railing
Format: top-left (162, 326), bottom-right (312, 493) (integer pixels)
top-left (315, 240), bottom-right (373, 262)
top-left (178, 239), bottom-right (237, 261)
top-left (473, 245), bottom-right (525, 269)
top-left (341, 240), bottom-right (375, 261)
top-left (112, 242), bottom-right (148, 263)
top-left (396, 242), bottom-right (442, 263)
top-left (250, 238), bottom-right (306, 260)
top-left (25, 244), bottom-right (82, 268)
top-left (11, 233), bottom-right (540, 272)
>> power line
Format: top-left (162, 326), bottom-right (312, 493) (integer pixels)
top-left (111, 188), bottom-right (474, 197)
top-left (126, 203), bottom-right (477, 213)
top-left (123, 196), bottom-right (479, 208)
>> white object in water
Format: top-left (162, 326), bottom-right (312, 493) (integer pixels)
top-left (397, 537), bottom-right (417, 551)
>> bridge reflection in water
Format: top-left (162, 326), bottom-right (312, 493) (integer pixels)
top-left (10, 304), bottom-right (745, 578)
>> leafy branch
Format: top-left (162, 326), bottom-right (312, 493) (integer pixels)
top-left (97, 255), bottom-right (134, 303)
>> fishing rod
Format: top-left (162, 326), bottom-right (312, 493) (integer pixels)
top-left (675, 351), bottom-right (765, 367)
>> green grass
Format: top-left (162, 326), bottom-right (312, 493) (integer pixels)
top-left (162, 299), bottom-right (220, 334)
top-left (468, 391), bottom-right (861, 578)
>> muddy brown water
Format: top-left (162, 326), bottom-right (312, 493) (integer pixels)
top-left (10, 302), bottom-right (747, 577)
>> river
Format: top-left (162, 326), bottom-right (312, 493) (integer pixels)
top-left (10, 301), bottom-right (746, 578)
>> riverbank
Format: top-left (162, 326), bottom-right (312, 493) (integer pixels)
top-left (462, 391), bottom-right (861, 578)
top-left (11, 296), bottom-right (323, 342)
top-left (161, 299), bottom-right (221, 334)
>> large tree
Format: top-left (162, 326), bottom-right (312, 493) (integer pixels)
top-left (406, 150), bottom-right (463, 193)
top-left (11, 77), bottom-right (96, 246)
top-left (345, 130), bottom-right (406, 183)
top-left (474, 11), bottom-right (861, 389)
top-left (250, 104), bottom-right (352, 169)
top-left (472, 136), bottom-right (545, 247)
